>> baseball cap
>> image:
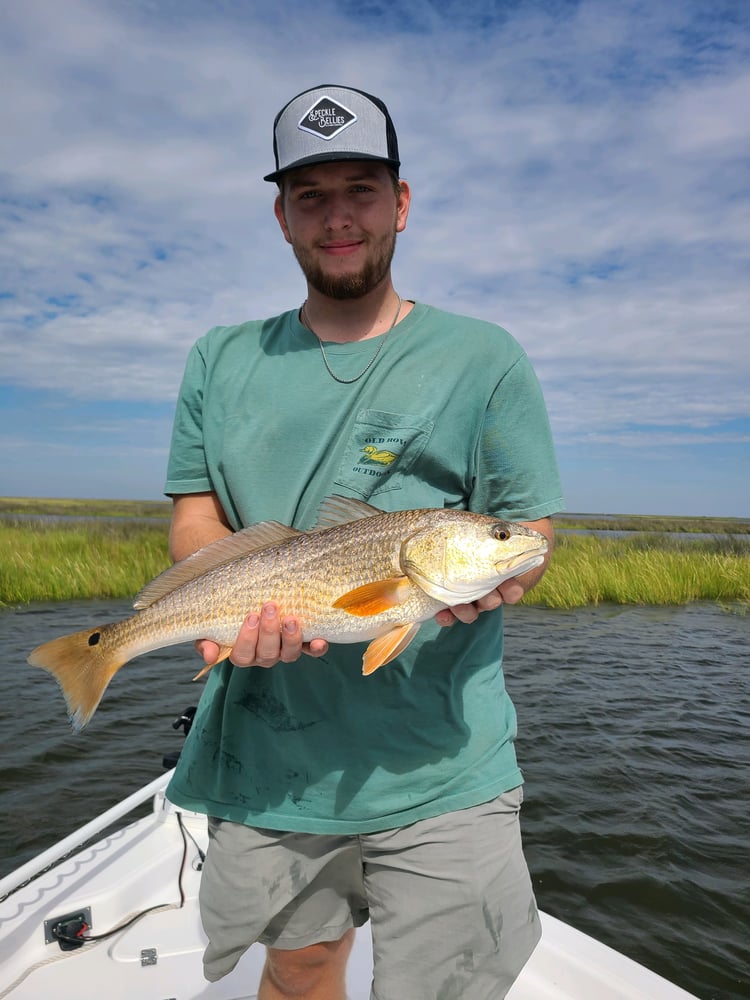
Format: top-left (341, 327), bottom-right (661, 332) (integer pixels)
top-left (264, 84), bottom-right (400, 182)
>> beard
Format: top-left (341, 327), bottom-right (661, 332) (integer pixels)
top-left (291, 228), bottom-right (398, 300)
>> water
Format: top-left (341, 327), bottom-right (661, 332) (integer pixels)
top-left (1, 600), bottom-right (748, 1000)
top-left (503, 603), bottom-right (749, 1000)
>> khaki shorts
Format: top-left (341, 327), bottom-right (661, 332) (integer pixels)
top-left (200, 788), bottom-right (541, 999)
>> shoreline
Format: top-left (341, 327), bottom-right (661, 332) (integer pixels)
top-left (1, 496), bottom-right (748, 534)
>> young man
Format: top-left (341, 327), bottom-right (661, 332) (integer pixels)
top-left (165, 84), bottom-right (563, 1000)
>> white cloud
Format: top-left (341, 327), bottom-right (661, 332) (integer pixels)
top-left (1, 0), bottom-right (748, 513)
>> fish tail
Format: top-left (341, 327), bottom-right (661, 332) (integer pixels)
top-left (28, 626), bottom-right (128, 732)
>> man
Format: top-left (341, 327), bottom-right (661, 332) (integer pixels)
top-left (165, 84), bottom-right (563, 1000)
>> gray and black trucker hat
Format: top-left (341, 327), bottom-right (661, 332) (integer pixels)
top-left (264, 84), bottom-right (400, 182)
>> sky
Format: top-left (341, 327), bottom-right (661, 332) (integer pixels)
top-left (1, 0), bottom-right (748, 517)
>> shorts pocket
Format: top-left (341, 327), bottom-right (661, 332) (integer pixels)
top-left (334, 409), bottom-right (434, 499)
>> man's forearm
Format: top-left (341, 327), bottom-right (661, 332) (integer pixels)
top-left (168, 492), bottom-right (233, 562)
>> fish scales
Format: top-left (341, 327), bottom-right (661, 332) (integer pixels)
top-left (132, 508), bottom-right (446, 645)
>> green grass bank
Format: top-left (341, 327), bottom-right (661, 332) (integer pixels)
top-left (1, 502), bottom-right (748, 609)
top-left (531, 532), bottom-right (748, 608)
top-left (0, 520), bottom-right (171, 605)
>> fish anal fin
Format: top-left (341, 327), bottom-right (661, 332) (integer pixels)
top-left (362, 623), bottom-right (421, 675)
top-left (192, 644), bottom-right (233, 681)
top-left (333, 577), bottom-right (411, 617)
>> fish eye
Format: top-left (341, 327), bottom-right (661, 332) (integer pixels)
top-left (492, 526), bottom-right (510, 541)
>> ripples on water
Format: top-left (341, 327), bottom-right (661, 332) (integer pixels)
top-left (504, 604), bottom-right (749, 1000)
top-left (1, 600), bottom-right (748, 1000)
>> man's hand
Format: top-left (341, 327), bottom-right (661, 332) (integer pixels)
top-left (434, 578), bottom-right (525, 627)
top-left (196, 602), bottom-right (329, 670)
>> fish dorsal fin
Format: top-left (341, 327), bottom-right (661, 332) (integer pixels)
top-left (133, 522), bottom-right (302, 609)
top-left (313, 495), bottom-right (383, 531)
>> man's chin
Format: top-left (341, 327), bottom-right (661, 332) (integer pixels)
top-left (293, 239), bottom-right (396, 300)
top-left (306, 270), bottom-right (378, 300)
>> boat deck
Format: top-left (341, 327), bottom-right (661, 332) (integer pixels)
top-left (0, 782), bottom-right (698, 1000)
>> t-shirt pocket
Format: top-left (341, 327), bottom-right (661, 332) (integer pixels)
top-left (334, 409), bottom-right (434, 499)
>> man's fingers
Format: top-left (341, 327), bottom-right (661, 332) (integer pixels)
top-left (496, 579), bottom-right (525, 605)
top-left (475, 588), bottom-right (504, 612)
top-left (435, 587), bottom-right (507, 627)
top-left (251, 603), bottom-right (282, 667)
top-left (198, 603), bottom-right (328, 669)
top-left (435, 609), bottom-right (457, 627)
top-left (304, 638), bottom-right (329, 658)
top-left (195, 638), bottom-right (220, 663)
top-left (233, 604), bottom-right (316, 667)
top-left (279, 615), bottom-right (304, 662)
top-left (447, 602), bottom-right (480, 625)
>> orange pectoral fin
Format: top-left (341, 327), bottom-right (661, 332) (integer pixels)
top-left (192, 643), bottom-right (233, 681)
top-left (333, 577), bottom-right (411, 617)
top-left (362, 622), bottom-right (421, 675)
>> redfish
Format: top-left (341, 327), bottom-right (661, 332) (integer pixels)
top-left (28, 496), bottom-right (548, 730)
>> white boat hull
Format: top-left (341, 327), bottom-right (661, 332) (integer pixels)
top-left (0, 773), bottom-right (698, 1000)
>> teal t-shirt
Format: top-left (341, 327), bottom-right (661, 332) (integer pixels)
top-left (165, 303), bottom-right (563, 833)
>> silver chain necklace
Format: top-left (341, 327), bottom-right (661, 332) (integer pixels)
top-left (301, 295), bottom-right (402, 384)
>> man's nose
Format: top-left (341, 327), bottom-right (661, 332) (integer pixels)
top-left (323, 195), bottom-right (353, 230)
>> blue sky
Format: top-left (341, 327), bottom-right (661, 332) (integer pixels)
top-left (1, 0), bottom-right (748, 516)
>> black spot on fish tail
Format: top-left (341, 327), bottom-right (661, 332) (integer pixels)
top-left (88, 632), bottom-right (101, 646)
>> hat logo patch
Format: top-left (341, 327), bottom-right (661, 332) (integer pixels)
top-left (298, 96), bottom-right (357, 141)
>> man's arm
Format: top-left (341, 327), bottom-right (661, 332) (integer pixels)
top-left (435, 516), bottom-right (554, 627)
top-left (169, 492), bottom-right (329, 667)
top-left (169, 492), bottom-right (234, 560)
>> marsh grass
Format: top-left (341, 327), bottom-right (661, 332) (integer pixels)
top-left (1, 516), bottom-right (748, 609)
top-left (0, 520), bottom-right (170, 605)
top-left (532, 533), bottom-right (750, 608)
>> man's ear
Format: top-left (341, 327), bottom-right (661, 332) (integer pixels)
top-left (396, 179), bottom-right (411, 234)
top-left (274, 195), bottom-right (293, 245)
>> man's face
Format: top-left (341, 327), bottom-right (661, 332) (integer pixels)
top-left (274, 161), bottom-right (410, 299)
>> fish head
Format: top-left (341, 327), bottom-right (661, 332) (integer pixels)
top-left (400, 515), bottom-right (549, 606)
